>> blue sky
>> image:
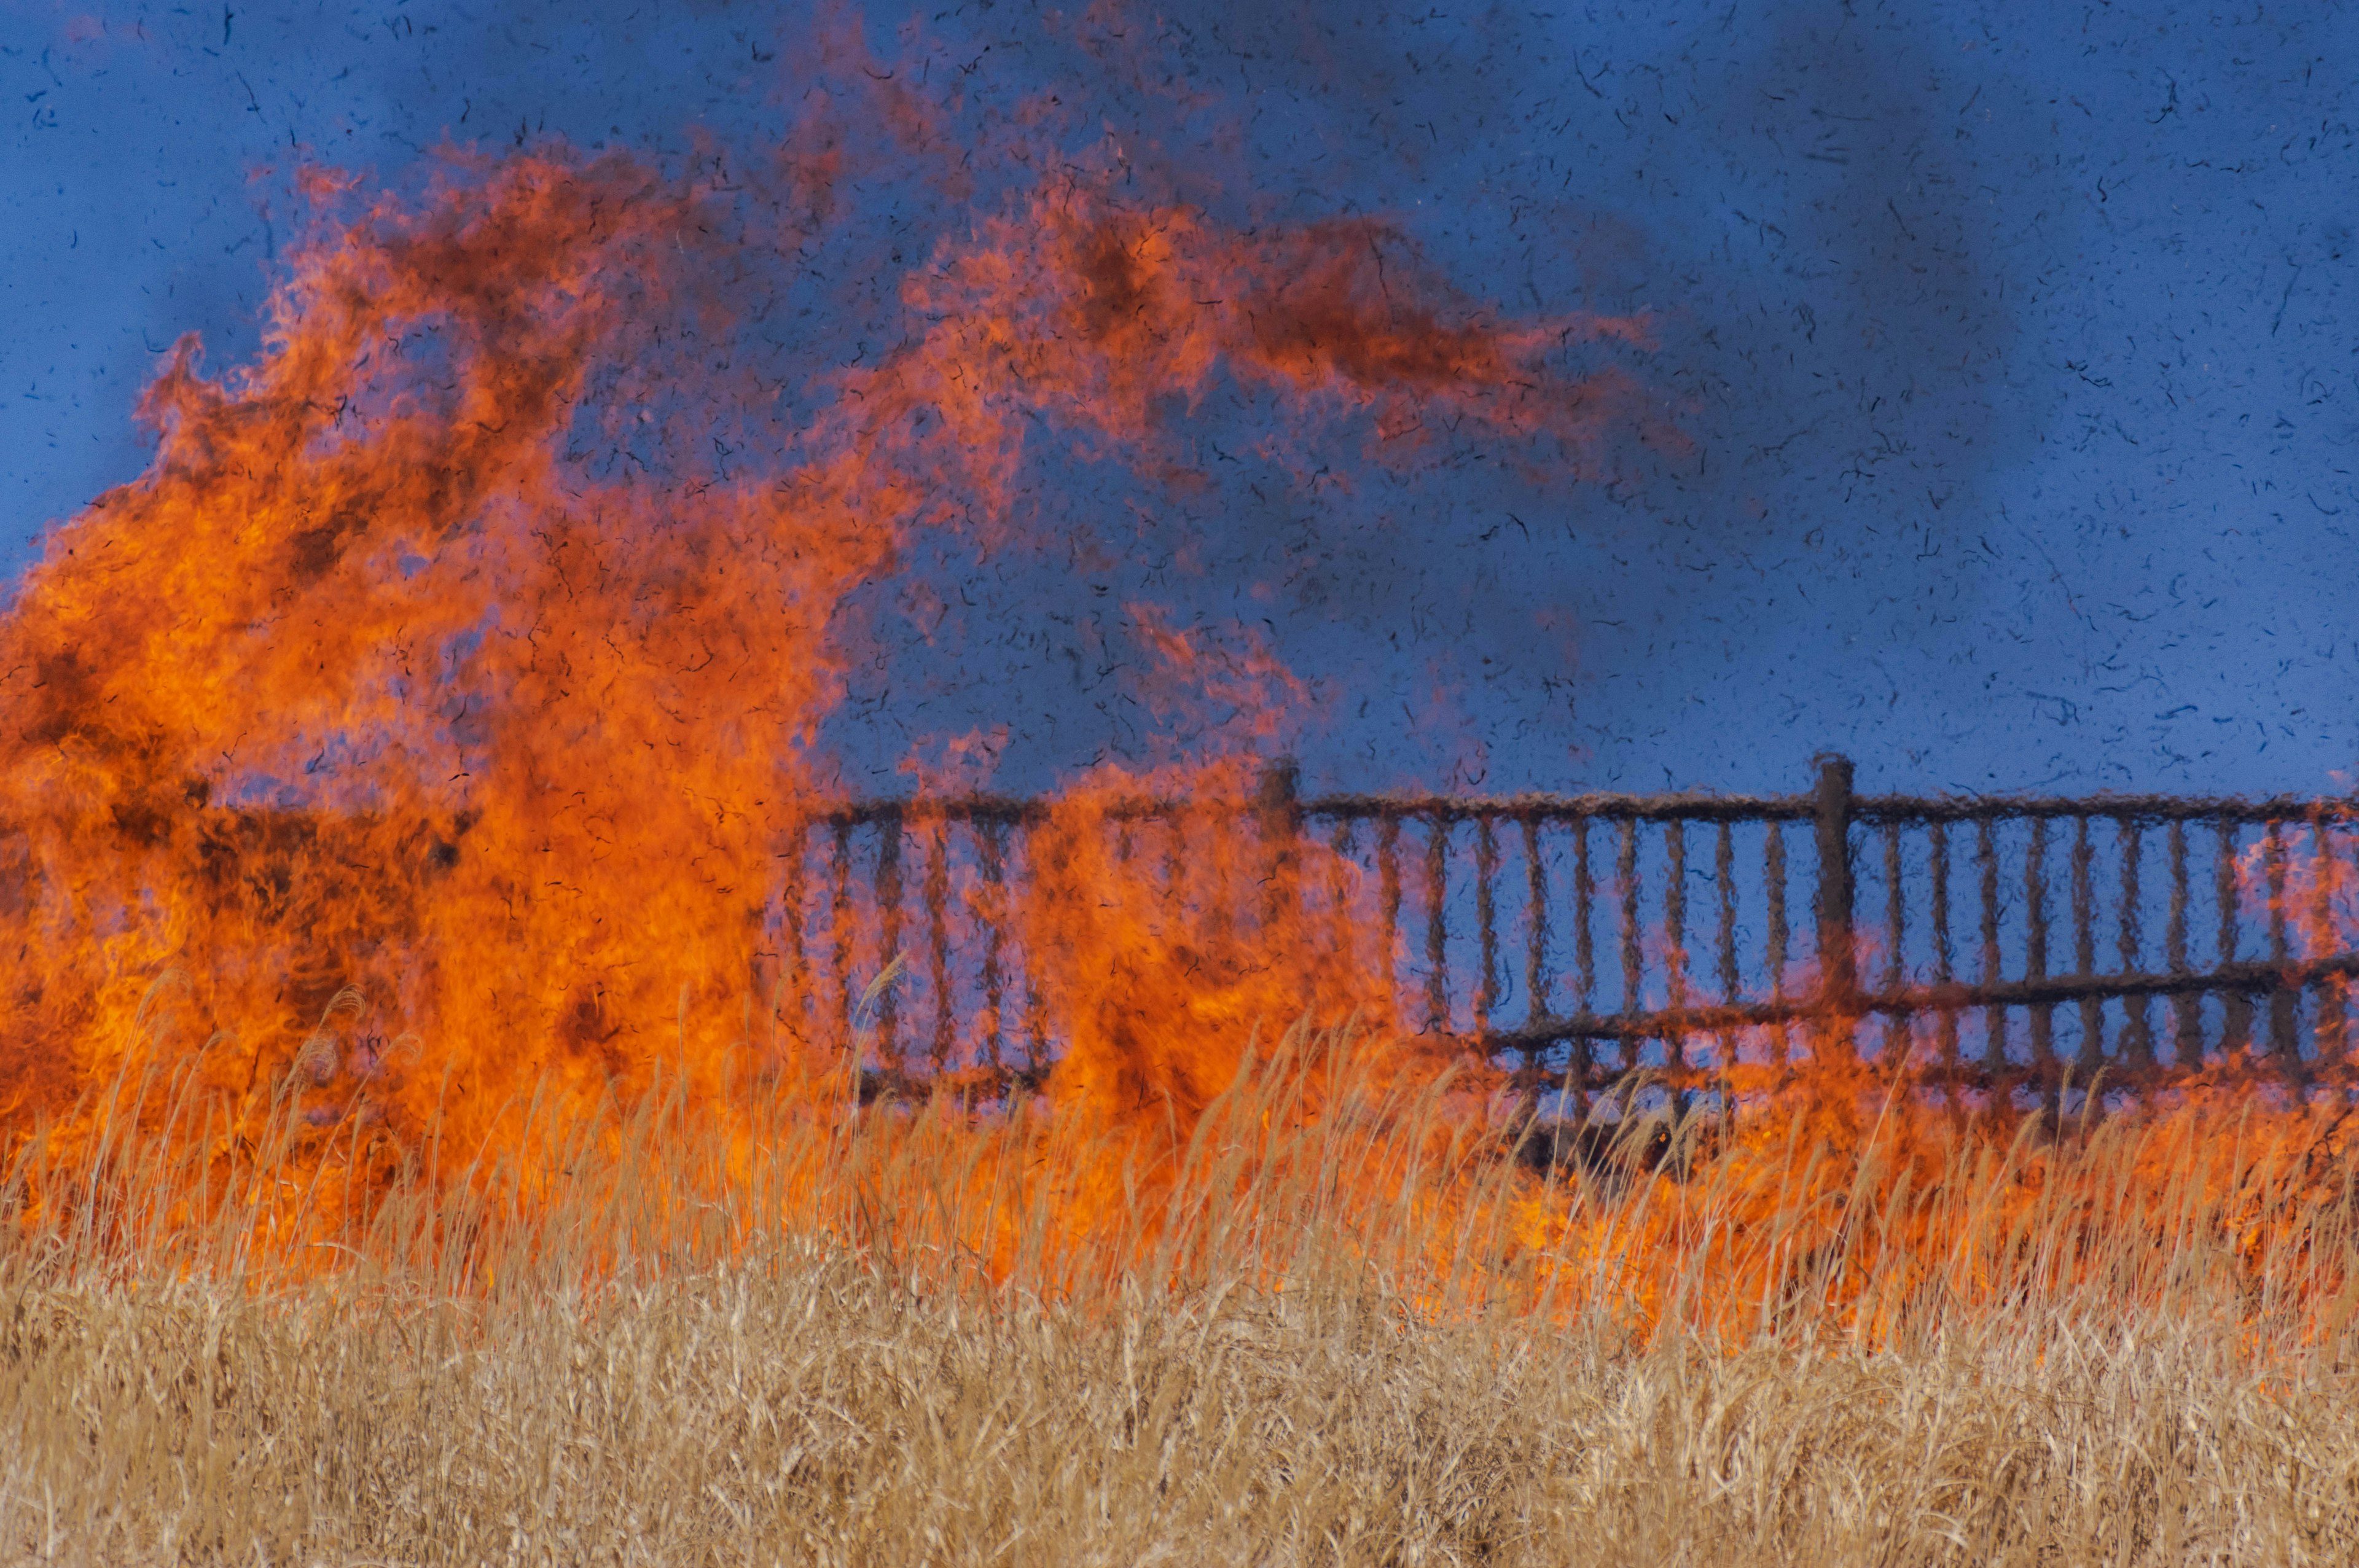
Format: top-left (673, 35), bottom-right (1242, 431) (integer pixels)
top-left (3, 0), bottom-right (2355, 798)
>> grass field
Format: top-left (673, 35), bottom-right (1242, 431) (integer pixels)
top-left (4, 1018), bottom-right (2356, 1565)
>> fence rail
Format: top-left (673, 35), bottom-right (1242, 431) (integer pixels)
top-left (771, 756), bottom-right (2359, 1104)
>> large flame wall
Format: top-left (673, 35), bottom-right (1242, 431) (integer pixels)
top-left (0, 89), bottom-right (1655, 1205)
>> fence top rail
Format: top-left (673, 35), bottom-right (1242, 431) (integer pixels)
top-left (1306, 786), bottom-right (2359, 826)
top-left (795, 782), bottom-right (2359, 831)
top-left (1850, 791), bottom-right (2359, 826)
top-left (806, 794), bottom-right (1186, 829)
top-left (1304, 790), bottom-right (1815, 824)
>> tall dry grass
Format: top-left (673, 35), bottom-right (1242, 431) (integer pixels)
top-left (2, 1012), bottom-right (2357, 1565)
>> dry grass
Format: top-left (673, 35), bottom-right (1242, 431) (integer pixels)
top-left (2, 1018), bottom-right (2357, 1566)
top-left (9, 1255), bottom-right (2359, 1565)
top-left (9, 1255), bottom-right (2358, 1566)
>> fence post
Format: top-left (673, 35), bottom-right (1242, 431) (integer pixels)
top-left (1255, 756), bottom-right (1302, 929)
top-left (1812, 754), bottom-right (1858, 1028)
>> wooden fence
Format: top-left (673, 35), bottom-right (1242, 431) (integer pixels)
top-left (774, 757), bottom-right (2359, 1102)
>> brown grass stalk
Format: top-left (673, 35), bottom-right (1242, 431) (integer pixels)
top-left (1, 1012), bottom-right (2355, 1564)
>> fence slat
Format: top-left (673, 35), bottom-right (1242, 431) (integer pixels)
top-left (2315, 809), bottom-right (2348, 1067)
top-left (1378, 816), bottom-right (1403, 1003)
top-left (2170, 821), bottom-right (2201, 1067)
top-left (2121, 823), bottom-right (2153, 1068)
top-left (1979, 819), bottom-right (2005, 1077)
top-left (1425, 820), bottom-right (1450, 1034)
top-left (926, 819), bottom-right (952, 1072)
top-left (1572, 817), bottom-right (1595, 1094)
top-left (2026, 817), bottom-right (2054, 1073)
top-left (1525, 817), bottom-right (1551, 1026)
top-left (979, 820), bottom-right (1006, 1072)
top-left (830, 821), bottom-right (855, 1057)
top-left (1766, 822), bottom-right (1790, 1071)
top-left (1716, 823), bottom-right (1740, 1006)
top-left (875, 808), bottom-right (903, 1069)
top-left (2267, 819), bottom-right (2297, 1061)
top-left (2218, 819), bottom-right (2251, 1056)
top-left (1664, 821), bottom-right (1688, 1073)
top-left (1618, 820), bottom-right (1641, 1028)
top-left (1813, 757), bottom-right (1856, 1024)
top-left (1882, 821), bottom-right (1904, 997)
top-left (2073, 816), bottom-right (2100, 1076)
top-left (1476, 816), bottom-right (1500, 1037)
top-left (1332, 817), bottom-right (1360, 991)
top-left (1713, 819), bottom-right (1739, 1082)
top-left (1020, 817), bottom-right (1046, 1076)
top-left (1928, 822), bottom-right (1957, 1074)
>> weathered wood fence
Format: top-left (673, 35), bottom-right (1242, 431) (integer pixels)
top-left (775, 757), bottom-right (2359, 1102)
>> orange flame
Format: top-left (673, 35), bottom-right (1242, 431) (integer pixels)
top-left (0, 123), bottom-right (1639, 1240)
top-left (0, 117), bottom-right (2345, 1355)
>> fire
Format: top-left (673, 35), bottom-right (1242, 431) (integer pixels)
top-left (0, 107), bottom-right (1641, 1244)
top-left (0, 90), bottom-right (2347, 1354)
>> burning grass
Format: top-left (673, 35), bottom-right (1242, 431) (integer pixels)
top-left (2, 1009), bottom-right (2355, 1565)
top-left (4, 51), bottom-right (2355, 1561)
